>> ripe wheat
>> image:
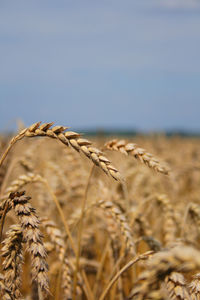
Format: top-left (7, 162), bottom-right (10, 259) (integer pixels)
top-left (0, 123), bottom-right (199, 299)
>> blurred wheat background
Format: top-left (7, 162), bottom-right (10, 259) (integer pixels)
top-left (0, 122), bottom-right (200, 299)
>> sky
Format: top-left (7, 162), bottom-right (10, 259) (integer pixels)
top-left (0, 0), bottom-right (200, 132)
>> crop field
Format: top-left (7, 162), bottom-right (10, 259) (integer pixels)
top-left (0, 122), bottom-right (200, 300)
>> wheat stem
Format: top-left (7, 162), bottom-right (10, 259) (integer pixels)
top-left (99, 251), bottom-right (153, 300)
top-left (72, 166), bottom-right (94, 300)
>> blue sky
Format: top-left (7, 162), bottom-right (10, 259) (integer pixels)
top-left (0, 0), bottom-right (200, 132)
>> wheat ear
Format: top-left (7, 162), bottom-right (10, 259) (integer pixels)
top-left (0, 122), bottom-right (122, 181)
top-left (189, 203), bottom-right (200, 235)
top-left (97, 200), bottom-right (135, 255)
top-left (105, 139), bottom-right (169, 175)
top-left (68, 200), bottom-right (134, 257)
top-left (1, 224), bottom-right (23, 300)
top-left (0, 173), bottom-right (45, 231)
top-left (0, 172), bottom-right (77, 258)
top-left (130, 246), bottom-right (200, 300)
top-left (156, 194), bottom-right (176, 246)
top-left (165, 272), bottom-right (190, 300)
top-left (41, 218), bottom-right (83, 299)
top-left (0, 173), bottom-right (46, 201)
top-left (9, 191), bottom-right (49, 294)
top-left (189, 273), bottom-right (200, 300)
top-left (0, 173), bottom-right (46, 239)
top-left (41, 218), bottom-right (74, 299)
top-left (0, 273), bottom-right (13, 300)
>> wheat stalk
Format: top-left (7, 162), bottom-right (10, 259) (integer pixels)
top-left (99, 251), bottom-right (153, 300)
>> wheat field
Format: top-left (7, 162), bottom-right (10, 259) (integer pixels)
top-left (0, 122), bottom-right (200, 300)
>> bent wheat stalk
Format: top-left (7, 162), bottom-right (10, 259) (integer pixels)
top-left (0, 122), bottom-right (122, 181)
